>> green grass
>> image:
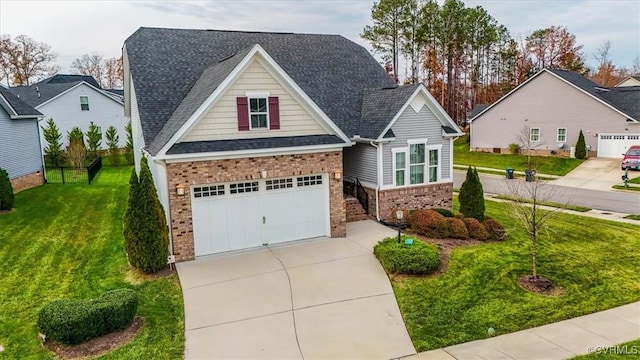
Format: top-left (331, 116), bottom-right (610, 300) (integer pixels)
top-left (492, 195), bottom-right (592, 212)
top-left (624, 215), bottom-right (640, 221)
top-left (454, 135), bottom-right (584, 176)
top-left (627, 175), bottom-right (640, 184)
top-left (612, 185), bottom-right (640, 192)
top-left (0, 167), bottom-right (184, 359)
top-left (392, 197), bottom-right (640, 352)
top-left (573, 339), bottom-right (640, 359)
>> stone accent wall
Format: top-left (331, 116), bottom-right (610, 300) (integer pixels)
top-left (361, 183), bottom-right (453, 221)
top-left (471, 147), bottom-right (597, 159)
top-left (11, 170), bottom-right (44, 192)
top-left (165, 151), bottom-right (345, 262)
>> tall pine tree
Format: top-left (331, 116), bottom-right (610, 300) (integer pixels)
top-left (575, 130), bottom-right (587, 159)
top-left (0, 167), bottom-right (14, 210)
top-left (41, 118), bottom-right (63, 166)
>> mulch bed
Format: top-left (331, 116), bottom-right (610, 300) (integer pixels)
top-left (125, 265), bottom-right (175, 285)
top-left (518, 275), bottom-right (564, 296)
top-left (0, 208), bottom-right (15, 216)
top-left (44, 316), bottom-right (143, 359)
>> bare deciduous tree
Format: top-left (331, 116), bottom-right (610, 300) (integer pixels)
top-left (104, 56), bottom-right (123, 89)
top-left (0, 34), bottom-right (59, 86)
top-left (71, 54), bottom-right (123, 89)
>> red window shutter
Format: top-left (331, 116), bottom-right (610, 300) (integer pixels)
top-left (237, 97), bottom-right (249, 131)
top-left (268, 96), bottom-right (280, 130)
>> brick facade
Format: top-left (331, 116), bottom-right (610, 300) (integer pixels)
top-left (165, 151), bottom-right (346, 262)
top-left (345, 197), bottom-right (371, 222)
top-left (11, 170), bottom-right (44, 193)
top-left (361, 182), bottom-right (453, 221)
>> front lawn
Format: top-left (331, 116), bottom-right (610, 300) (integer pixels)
top-left (392, 198), bottom-right (640, 351)
top-left (454, 135), bottom-right (584, 176)
top-left (0, 167), bottom-right (184, 358)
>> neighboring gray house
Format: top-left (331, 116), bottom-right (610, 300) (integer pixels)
top-left (0, 88), bottom-right (45, 192)
top-left (470, 68), bottom-right (640, 158)
top-left (124, 27), bottom-right (462, 261)
top-left (8, 74), bottom-right (126, 149)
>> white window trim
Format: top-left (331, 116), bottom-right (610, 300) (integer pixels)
top-left (248, 96), bottom-right (270, 130)
top-left (392, 141), bottom-right (443, 188)
top-left (557, 127), bottom-right (567, 143)
top-left (530, 127), bottom-right (540, 142)
top-left (408, 142), bottom-right (426, 185)
top-left (392, 147), bottom-right (407, 186)
top-left (80, 96), bottom-right (89, 111)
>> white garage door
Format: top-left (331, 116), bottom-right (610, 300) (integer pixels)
top-left (191, 174), bottom-right (329, 256)
top-left (598, 134), bottom-right (640, 158)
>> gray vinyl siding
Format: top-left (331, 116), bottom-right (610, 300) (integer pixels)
top-left (0, 110), bottom-right (43, 179)
top-left (343, 142), bottom-right (377, 184)
top-left (383, 106), bottom-right (451, 185)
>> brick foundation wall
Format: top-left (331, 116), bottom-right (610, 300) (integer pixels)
top-left (471, 147), bottom-right (597, 158)
top-left (360, 183), bottom-right (453, 221)
top-left (165, 151), bottom-right (346, 262)
top-left (11, 170), bottom-right (44, 193)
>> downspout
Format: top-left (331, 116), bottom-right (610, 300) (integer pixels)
top-left (36, 116), bottom-right (47, 182)
top-left (369, 141), bottom-right (381, 221)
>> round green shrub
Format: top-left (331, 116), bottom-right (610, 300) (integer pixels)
top-left (446, 217), bottom-right (469, 239)
top-left (37, 288), bottom-right (138, 344)
top-left (0, 168), bottom-right (14, 210)
top-left (409, 209), bottom-right (449, 238)
top-left (373, 236), bottom-right (440, 275)
top-left (432, 208), bottom-right (454, 218)
top-left (484, 218), bottom-right (506, 241)
top-left (462, 217), bottom-right (489, 241)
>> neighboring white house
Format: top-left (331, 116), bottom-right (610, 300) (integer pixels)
top-left (8, 75), bottom-right (126, 149)
top-left (615, 76), bottom-right (640, 87)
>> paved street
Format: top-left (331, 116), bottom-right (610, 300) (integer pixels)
top-left (454, 172), bottom-right (640, 214)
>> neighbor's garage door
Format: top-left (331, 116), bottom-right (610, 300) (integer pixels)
top-left (597, 134), bottom-right (640, 158)
top-left (191, 174), bottom-right (329, 256)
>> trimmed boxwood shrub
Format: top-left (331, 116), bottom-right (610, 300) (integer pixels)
top-left (484, 218), bottom-right (506, 241)
top-left (37, 288), bottom-right (138, 344)
top-left (462, 217), bottom-right (489, 241)
top-left (373, 236), bottom-right (440, 275)
top-left (409, 209), bottom-right (449, 238)
top-left (432, 208), bottom-right (454, 218)
top-left (446, 217), bottom-right (469, 239)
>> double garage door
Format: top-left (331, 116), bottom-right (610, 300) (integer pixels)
top-left (191, 174), bottom-right (329, 256)
top-left (598, 134), bottom-right (640, 158)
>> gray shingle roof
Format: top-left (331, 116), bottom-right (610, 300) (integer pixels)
top-left (124, 27), bottom-right (396, 155)
top-left (470, 104), bottom-right (489, 119)
top-left (166, 135), bottom-right (344, 154)
top-left (0, 88), bottom-right (42, 117)
top-left (360, 84), bottom-right (419, 139)
top-left (548, 69), bottom-right (640, 120)
top-left (7, 74), bottom-right (102, 108)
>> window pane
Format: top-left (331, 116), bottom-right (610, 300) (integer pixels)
top-left (251, 114), bottom-right (267, 128)
top-left (429, 149), bottom-right (438, 166)
top-left (249, 98), bottom-right (259, 112)
top-left (410, 144), bottom-right (425, 164)
top-left (429, 166), bottom-right (437, 182)
top-left (396, 170), bottom-right (405, 186)
top-left (395, 152), bottom-right (405, 168)
top-left (257, 98), bottom-right (267, 112)
top-left (410, 165), bottom-right (424, 184)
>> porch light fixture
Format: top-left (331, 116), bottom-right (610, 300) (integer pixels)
top-left (261, 170), bottom-right (267, 179)
top-left (176, 183), bottom-right (186, 196)
top-left (396, 210), bottom-right (404, 243)
top-left (334, 169), bottom-right (342, 180)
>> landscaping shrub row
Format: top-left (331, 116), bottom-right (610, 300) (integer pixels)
top-left (37, 288), bottom-right (138, 344)
top-left (374, 236), bottom-right (440, 275)
top-left (409, 209), bottom-right (505, 241)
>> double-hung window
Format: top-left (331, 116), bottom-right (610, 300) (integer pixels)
top-left (557, 128), bottom-right (567, 143)
top-left (249, 97), bottom-right (268, 129)
top-left (530, 128), bottom-right (540, 142)
top-left (80, 96), bottom-right (89, 111)
top-left (393, 140), bottom-right (441, 186)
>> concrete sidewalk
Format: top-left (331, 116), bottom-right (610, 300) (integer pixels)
top-left (405, 302), bottom-right (640, 360)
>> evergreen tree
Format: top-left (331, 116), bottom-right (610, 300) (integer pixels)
top-left (0, 168), bottom-right (14, 210)
top-left (41, 118), bottom-right (64, 167)
top-left (105, 126), bottom-right (120, 166)
top-left (124, 121), bottom-right (134, 165)
top-left (85, 121), bottom-right (102, 159)
top-left (459, 166), bottom-right (485, 221)
top-left (575, 130), bottom-right (587, 159)
top-left (123, 157), bottom-right (169, 273)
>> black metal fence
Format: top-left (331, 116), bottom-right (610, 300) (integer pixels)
top-left (355, 178), bottom-right (369, 215)
top-left (45, 157), bottom-right (103, 184)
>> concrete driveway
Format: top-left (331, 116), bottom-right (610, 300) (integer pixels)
top-left (550, 158), bottom-right (624, 191)
top-left (176, 220), bottom-right (416, 359)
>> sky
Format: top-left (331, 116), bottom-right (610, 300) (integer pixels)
top-left (1, 0), bottom-right (638, 78)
